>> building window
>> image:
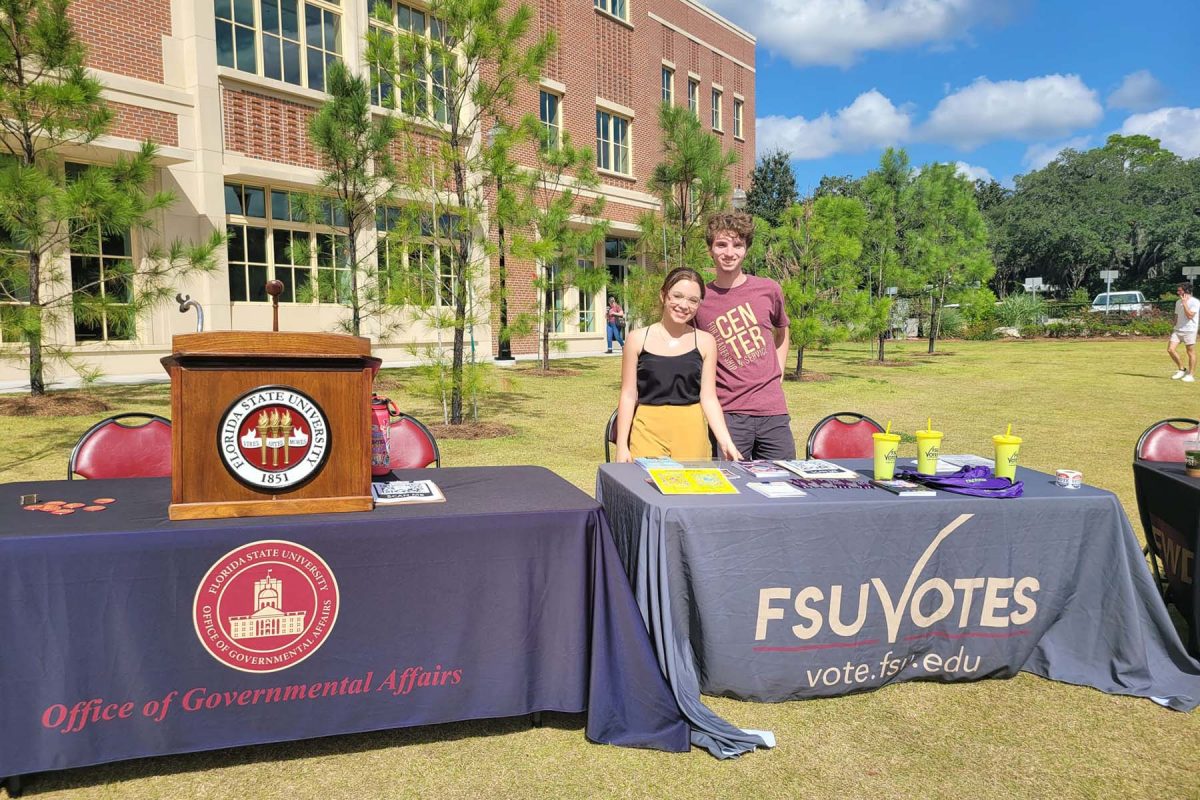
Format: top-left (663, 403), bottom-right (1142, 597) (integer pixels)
top-left (661, 66), bottom-right (673, 104)
top-left (539, 90), bottom-right (561, 150)
top-left (214, 0), bottom-right (343, 92)
top-left (225, 182), bottom-right (350, 305)
top-left (594, 0), bottom-right (628, 22)
top-left (687, 78), bottom-right (699, 118)
top-left (376, 205), bottom-right (459, 308)
top-left (545, 261), bottom-right (564, 333)
top-left (370, 2), bottom-right (450, 122)
top-left (65, 163), bottom-right (134, 342)
top-left (577, 256), bottom-right (596, 332)
top-left (733, 99), bottom-right (743, 139)
top-left (596, 109), bottom-right (630, 175)
top-left (604, 238), bottom-right (634, 313)
top-left (0, 219), bottom-right (30, 343)
top-left (711, 88), bottom-right (722, 131)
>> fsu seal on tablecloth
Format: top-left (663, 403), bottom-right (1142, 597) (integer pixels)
top-left (218, 386), bottom-right (330, 490)
top-left (193, 540), bottom-right (339, 673)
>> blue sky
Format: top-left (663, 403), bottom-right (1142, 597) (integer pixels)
top-left (704, 0), bottom-right (1200, 194)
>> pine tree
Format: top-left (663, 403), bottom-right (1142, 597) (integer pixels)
top-left (0, 0), bottom-right (221, 395)
top-left (745, 150), bottom-right (798, 227)
top-left (305, 60), bottom-right (398, 338)
top-left (369, 0), bottom-right (552, 424)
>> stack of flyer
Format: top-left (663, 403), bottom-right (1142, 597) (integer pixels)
top-left (745, 481), bottom-right (808, 499)
top-left (774, 459), bottom-right (860, 480)
top-left (371, 479), bottom-right (445, 505)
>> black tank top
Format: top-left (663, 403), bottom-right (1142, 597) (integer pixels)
top-left (636, 326), bottom-right (702, 406)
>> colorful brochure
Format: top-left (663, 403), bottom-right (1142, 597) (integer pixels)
top-left (647, 468), bottom-right (739, 495)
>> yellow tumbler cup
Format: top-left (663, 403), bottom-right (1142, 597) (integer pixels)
top-left (993, 434), bottom-right (1022, 480)
top-left (914, 430), bottom-right (943, 475)
top-left (872, 432), bottom-right (901, 480)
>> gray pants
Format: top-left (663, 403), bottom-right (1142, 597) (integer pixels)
top-left (711, 413), bottom-right (796, 460)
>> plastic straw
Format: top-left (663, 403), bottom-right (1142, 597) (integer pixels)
top-left (1006, 423), bottom-right (1012, 437)
top-left (885, 420), bottom-right (892, 435)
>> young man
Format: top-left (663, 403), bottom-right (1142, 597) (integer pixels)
top-left (1170, 282), bottom-right (1200, 382)
top-left (693, 211), bottom-right (795, 459)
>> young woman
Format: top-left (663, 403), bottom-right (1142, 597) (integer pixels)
top-left (614, 268), bottom-right (743, 462)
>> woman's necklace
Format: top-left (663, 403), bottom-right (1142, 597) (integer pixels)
top-left (660, 322), bottom-right (687, 348)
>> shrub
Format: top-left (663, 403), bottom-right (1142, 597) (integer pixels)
top-left (994, 293), bottom-right (1047, 328)
top-left (936, 307), bottom-right (965, 338)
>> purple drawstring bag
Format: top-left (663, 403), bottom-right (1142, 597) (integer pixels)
top-left (896, 466), bottom-right (1024, 498)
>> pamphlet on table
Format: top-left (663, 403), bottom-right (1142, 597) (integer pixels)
top-left (774, 459), bottom-right (860, 480)
top-left (870, 478), bottom-right (936, 497)
top-left (745, 481), bottom-right (808, 499)
top-left (647, 468), bottom-right (739, 495)
top-left (371, 479), bottom-right (445, 504)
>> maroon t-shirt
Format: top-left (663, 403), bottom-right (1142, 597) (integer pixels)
top-left (693, 275), bottom-right (789, 415)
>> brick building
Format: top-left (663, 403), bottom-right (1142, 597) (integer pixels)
top-left (0, 0), bottom-right (755, 388)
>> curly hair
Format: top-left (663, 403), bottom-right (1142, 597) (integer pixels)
top-left (705, 211), bottom-right (755, 248)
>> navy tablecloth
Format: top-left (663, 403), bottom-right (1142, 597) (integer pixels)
top-left (597, 460), bottom-right (1200, 757)
top-left (0, 467), bottom-right (688, 779)
top-left (1134, 460), bottom-right (1199, 653)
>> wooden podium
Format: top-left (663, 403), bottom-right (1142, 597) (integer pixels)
top-left (161, 332), bottom-right (381, 520)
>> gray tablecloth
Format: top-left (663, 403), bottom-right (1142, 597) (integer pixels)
top-left (597, 461), bottom-right (1200, 756)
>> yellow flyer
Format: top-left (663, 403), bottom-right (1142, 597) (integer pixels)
top-left (647, 468), bottom-right (739, 495)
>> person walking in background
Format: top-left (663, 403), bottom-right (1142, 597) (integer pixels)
top-left (613, 268), bottom-right (742, 462)
top-left (605, 296), bottom-right (625, 354)
top-left (1170, 281), bottom-right (1199, 382)
top-left (694, 211), bottom-right (795, 459)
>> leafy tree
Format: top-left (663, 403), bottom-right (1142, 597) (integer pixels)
top-left (859, 148), bottom-right (918, 360)
top-left (745, 149), bottom-right (798, 226)
top-left (0, 0), bottom-right (221, 395)
top-left (304, 59), bottom-right (398, 337)
top-left (762, 196), bottom-right (870, 378)
top-left (989, 135), bottom-right (1200, 297)
top-left (643, 103), bottom-right (737, 272)
top-left (813, 173), bottom-right (861, 200)
top-left (505, 117), bottom-right (608, 370)
top-left (369, 0), bottom-right (553, 424)
top-left (908, 163), bottom-right (994, 353)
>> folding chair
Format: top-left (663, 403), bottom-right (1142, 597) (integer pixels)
top-left (1135, 418), bottom-right (1200, 599)
top-left (604, 408), bottom-right (621, 463)
top-left (387, 413), bottom-right (441, 469)
top-left (805, 412), bottom-right (884, 460)
top-left (68, 413), bottom-right (172, 479)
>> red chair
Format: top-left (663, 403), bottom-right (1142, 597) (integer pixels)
top-left (68, 413), bottom-right (172, 479)
top-left (1135, 418), bottom-right (1199, 598)
top-left (387, 413), bottom-right (441, 469)
top-left (805, 412), bottom-right (884, 460)
top-left (1135, 418), bottom-right (1199, 463)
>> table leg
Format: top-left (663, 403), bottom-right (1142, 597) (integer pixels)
top-left (530, 712), bottom-right (542, 728)
top-left (3, 774), bottom-right (23, 797)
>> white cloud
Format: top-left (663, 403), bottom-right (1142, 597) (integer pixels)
top-left (1107, 70), bottom-right (1167, 112)
top-left (1021, 136), bottom-right (1092, 170)
top-left (702, 0), bottom-right (1005, 68)
top-left (954, 161), bottom-right (993, 182)
top-left (758, 90), bottom-right (912, 159)
top-left (922, 74), bottom-right (1103, 149)
top-left (1120, 107), bottom-right (1200, 158)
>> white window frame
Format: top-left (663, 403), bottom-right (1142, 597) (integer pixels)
top-left (661, 66), bottom-right (673, 105)
top-left (733, 97), bottom-right (744, 139)
top-left (596, 108), bottom-right (631, 176)
top-left (214, 0), bottom-right (343, 92)
top-left (711, 88), bottom-right (722, 131)
top-left (594, 0), bottom-right (629, 23)
top-left (539, 89), bottom-right (562, 150)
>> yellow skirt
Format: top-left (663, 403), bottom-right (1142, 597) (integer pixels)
top-left (629, 403), bottom-right (709, 460)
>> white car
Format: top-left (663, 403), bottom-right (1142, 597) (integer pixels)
top-left (1090, 291), bottom-right (1149, 314)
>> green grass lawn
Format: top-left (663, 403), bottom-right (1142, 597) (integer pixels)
top-left (3, 339), bottom-right (1199, 799)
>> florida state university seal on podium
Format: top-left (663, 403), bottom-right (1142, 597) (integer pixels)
top-left (219, 386), bottom-right (331, 490)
